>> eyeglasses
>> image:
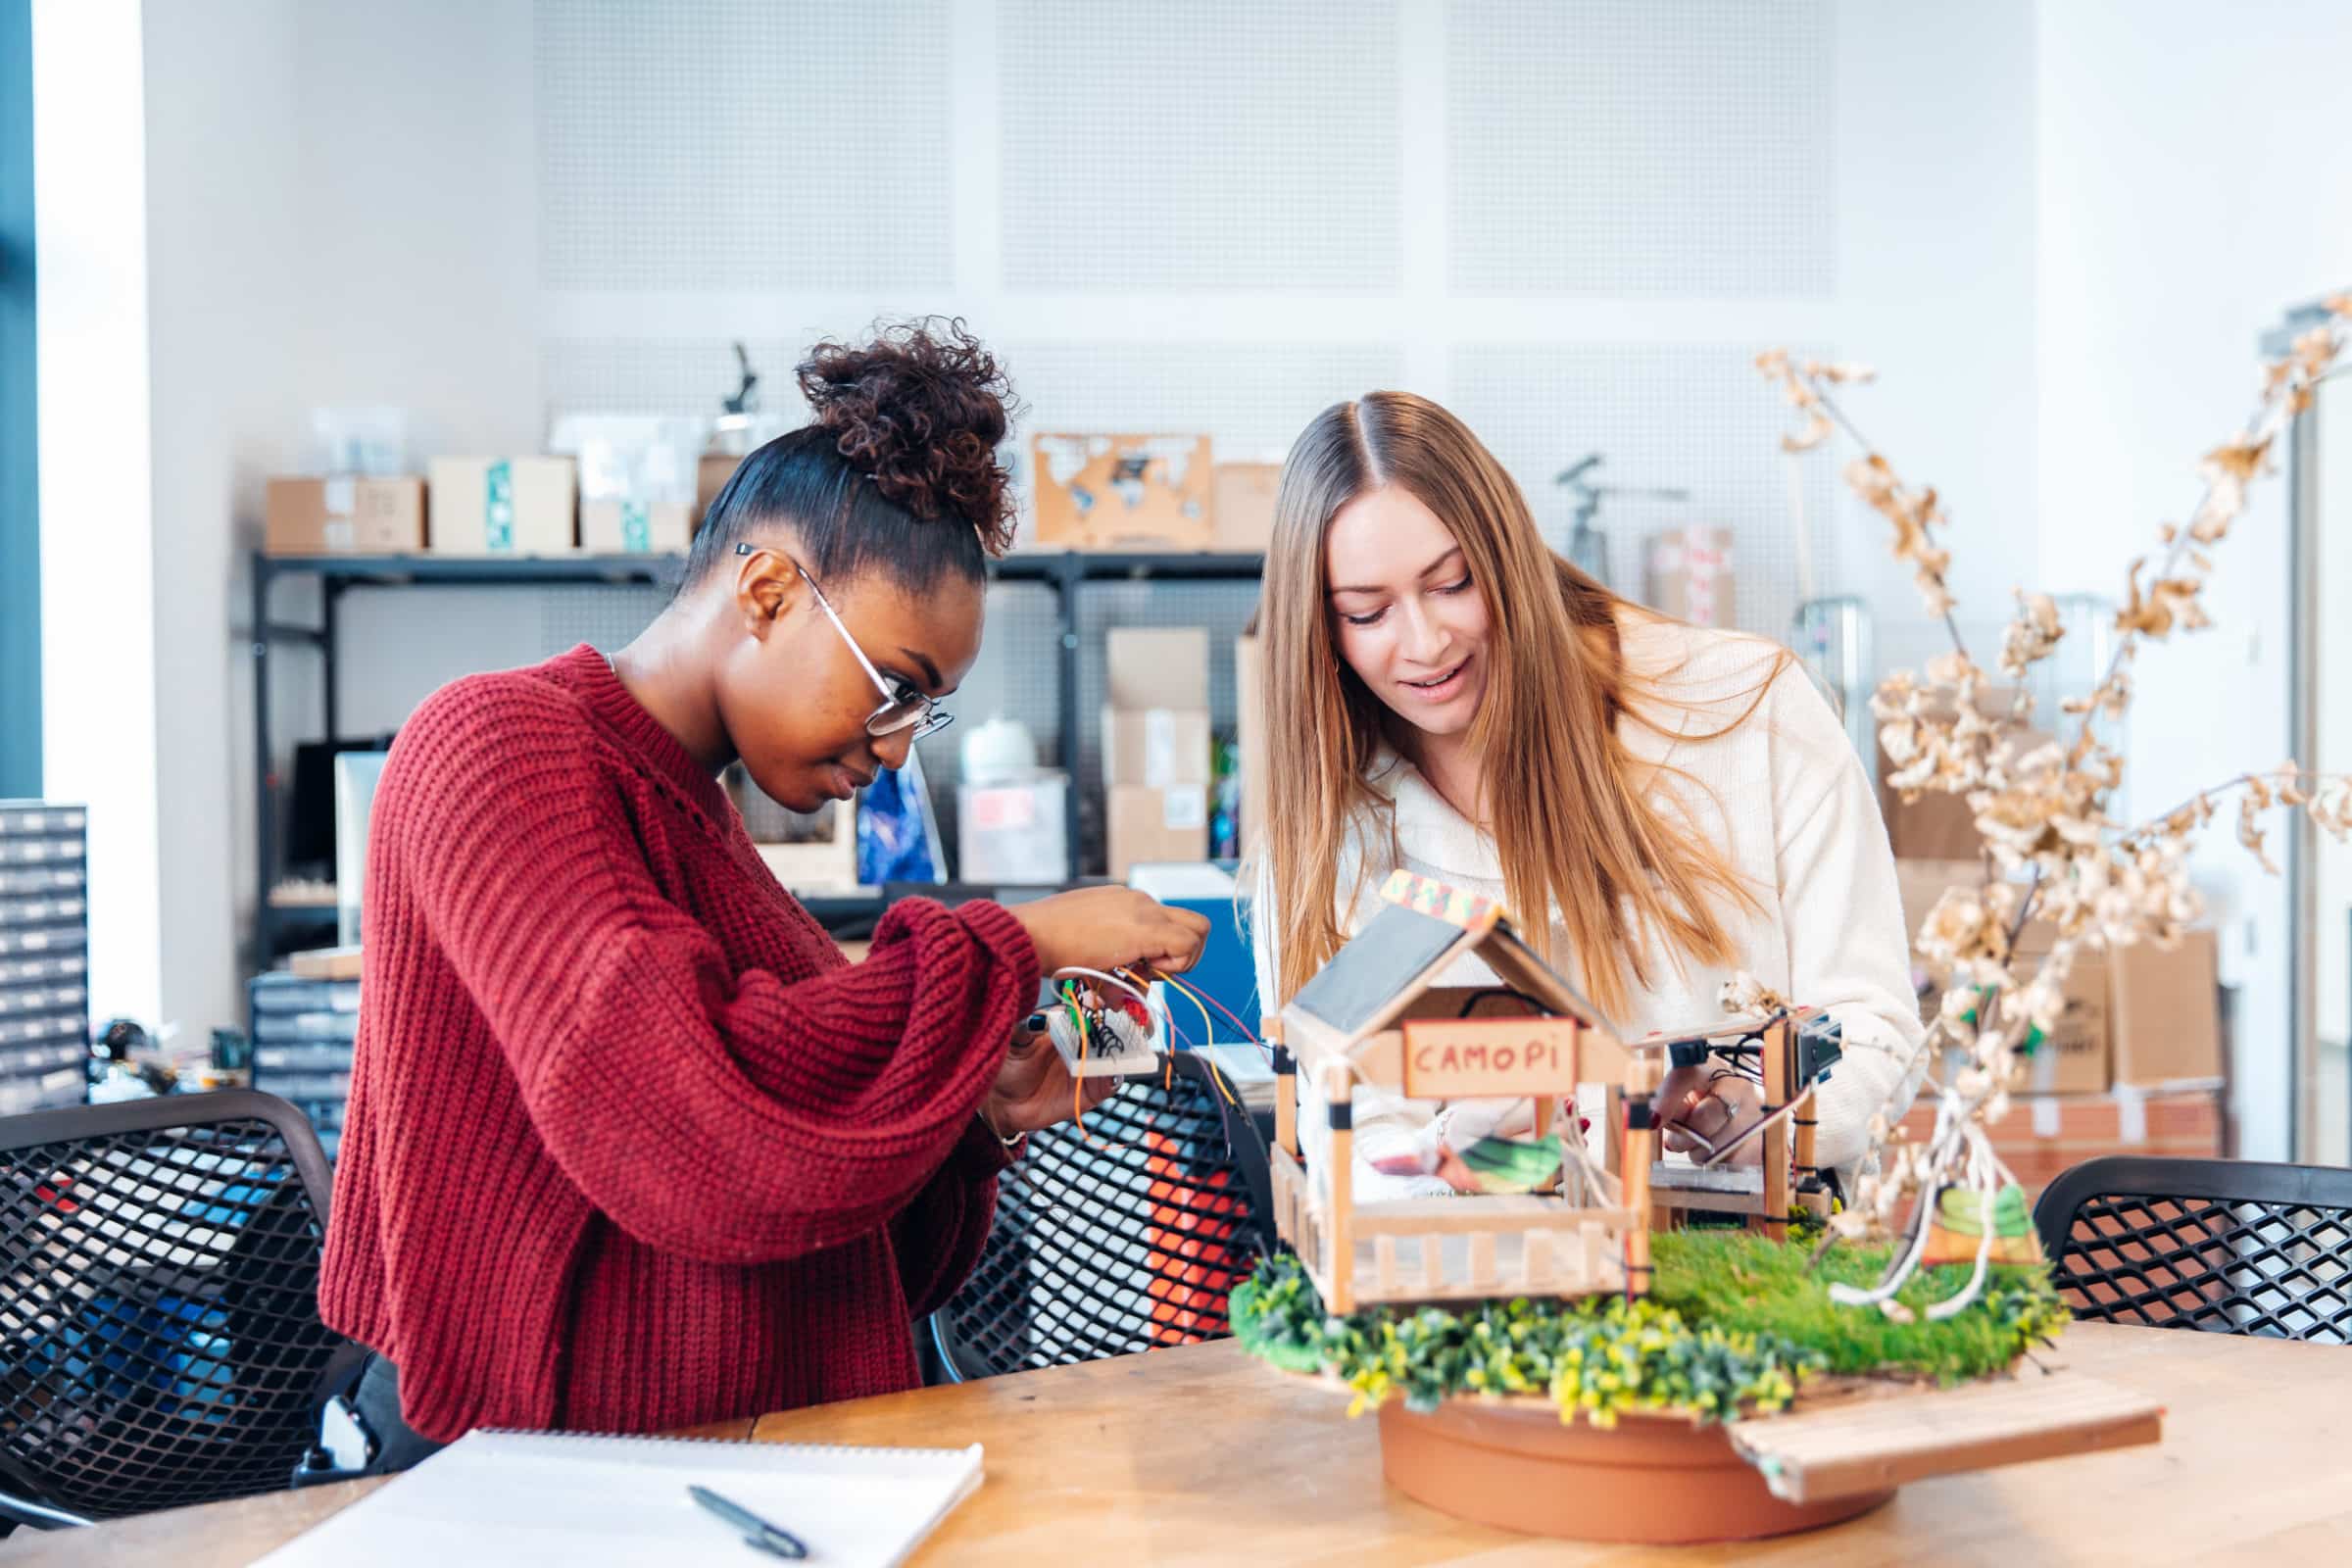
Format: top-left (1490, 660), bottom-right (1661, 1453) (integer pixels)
top-left (738, 543), bottom-right (954, 740)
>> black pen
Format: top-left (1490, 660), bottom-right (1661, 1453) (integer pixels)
top-left (688, 1484), bottom-right (809, 1559)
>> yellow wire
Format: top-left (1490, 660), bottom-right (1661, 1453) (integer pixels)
top-left (1163, 974), bottom-right (1218, 1060)
top-left (1201, 1053), bottom-right (1241, 1107)
top-left (1147, 970), bottom-right (1243, 1106)
top-left (1073, 1002), bottom-right (1091, 1134)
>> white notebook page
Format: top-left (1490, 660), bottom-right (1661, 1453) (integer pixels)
top-left (254, 1429), bottom-right (985, 1568)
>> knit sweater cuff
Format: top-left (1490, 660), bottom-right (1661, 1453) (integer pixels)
top-left (946, 898), bottom-right (1042, 997)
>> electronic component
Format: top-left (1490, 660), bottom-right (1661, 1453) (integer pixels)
top-left (1043, 967), bottom-right (1169, 1079)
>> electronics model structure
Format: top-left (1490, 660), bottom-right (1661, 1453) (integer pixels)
top-left (1260, 869), bottom-right (1840, 1314)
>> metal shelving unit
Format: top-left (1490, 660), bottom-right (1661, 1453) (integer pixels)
top-left (249, 549), bottom-right (1263, 960)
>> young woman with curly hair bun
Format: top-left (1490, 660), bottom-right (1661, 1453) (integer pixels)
top-left (322, 320), bottom-right (1207, 1452)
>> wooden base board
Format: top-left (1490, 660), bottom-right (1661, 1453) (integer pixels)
top-left (1726, 1364), bottom-right (2164, 1503)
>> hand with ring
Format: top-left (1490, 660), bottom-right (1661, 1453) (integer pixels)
top-left (1650, 1066), bottom-right (1765, 1166)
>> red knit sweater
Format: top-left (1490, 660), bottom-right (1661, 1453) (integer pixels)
top-left (320, 645), bottom-right (1038, 1442)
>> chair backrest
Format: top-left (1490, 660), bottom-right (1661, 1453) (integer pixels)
top-left (2033, 1154), bottom-right (2352, 1344)
top-left (933, 1053), bottom-right (1274, 1381)
top-left (0, 1091), bottom-right (364, 1518)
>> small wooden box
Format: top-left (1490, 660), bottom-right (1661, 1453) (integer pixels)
top-left (1031, 433), bottom-right (1212, 550)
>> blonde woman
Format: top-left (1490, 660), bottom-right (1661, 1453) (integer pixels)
top-left (1248, 391), bottom-right (1924, 1201)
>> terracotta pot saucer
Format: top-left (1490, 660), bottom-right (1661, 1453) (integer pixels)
top-left (1377, 1396), bottom-right (1893, 1544)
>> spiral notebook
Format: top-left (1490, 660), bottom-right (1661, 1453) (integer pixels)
top-left (254, 1429), bottom-right (985, 1567)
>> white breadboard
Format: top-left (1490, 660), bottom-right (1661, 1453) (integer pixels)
top-left (1045, 996), bottom-right (1167, 1078)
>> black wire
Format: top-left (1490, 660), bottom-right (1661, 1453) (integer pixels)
top-left (1454, 987), bottom-right (1545, 1017)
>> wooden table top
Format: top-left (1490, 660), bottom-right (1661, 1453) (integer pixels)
top-left (16, 1322), bottom-right (2349, 1566)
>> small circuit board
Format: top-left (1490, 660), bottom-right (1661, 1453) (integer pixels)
top-left (1043, 971), bottom-right (1168, 1078)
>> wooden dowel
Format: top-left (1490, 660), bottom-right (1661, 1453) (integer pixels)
top-left (1761, 1018), bottom-right (1792, 1241)
top-left (1325, 1077), bottom-right (1354, 1315)
top-left (1268, 1017), bottom-right (1298, 1158)
top-left (1622, 1090), bottom-right (1656, 1300)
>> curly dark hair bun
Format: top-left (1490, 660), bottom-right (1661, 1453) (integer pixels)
top-left (797, 318), bottom-right (1018, 557)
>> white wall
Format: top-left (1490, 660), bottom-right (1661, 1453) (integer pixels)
top-left (39, 0), bottom-right (542, 1040)
top-left (293, 0), bottom-right (2047, 760)
top-left (1830, 0), bottom-right (2039, 661)
top-left (122, 1), bottom-right (544, 1037)
top-left (34, 0), bottom-right (163, 1029)
top-left (141, 0), bottom-right (304, 1053)
top-left (2036, 0), bottom-right (2352, 1158)
top-left (291, 0), bottom-right (540, 456)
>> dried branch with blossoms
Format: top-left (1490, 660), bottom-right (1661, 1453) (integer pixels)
top-left (1752, 300), bottom-right (2352, 1319)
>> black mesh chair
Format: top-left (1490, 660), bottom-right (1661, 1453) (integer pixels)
top-left (2033, 1155), bottom-right (2352, 1343)
top-left (932, 1052), bottom-right (1274, 1381)
top-left (0, 1091), bottom-right (367, 1528)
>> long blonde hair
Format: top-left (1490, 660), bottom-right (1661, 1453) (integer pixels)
top-left (1254, 391), bottom-right (1781, 1020)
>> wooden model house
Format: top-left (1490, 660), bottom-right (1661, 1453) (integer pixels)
top-left (1264, 870), bottom-right (1833, 1313)
top-left (1264, 870), bottom-right (1657, 1314)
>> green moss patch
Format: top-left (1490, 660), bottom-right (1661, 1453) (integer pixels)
top-left (1230, 1230), bottom-right (2068, 1425)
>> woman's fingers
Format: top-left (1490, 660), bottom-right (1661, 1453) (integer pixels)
top-left (1009, 887), bottom-right (1210, 976)
top-left (1136, 906), bottom-right (1211, 972)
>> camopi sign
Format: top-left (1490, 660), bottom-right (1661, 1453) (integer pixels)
top-left (1398, 1016), bottom-right (1585, 1101)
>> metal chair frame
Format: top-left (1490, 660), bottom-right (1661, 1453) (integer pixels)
top-left (932, 1053), bottom-right (1274, 1383)
top-left (0, 1091), bottom-right (368, 1528)
top-left (2033, 1154), bottom-right (2352, 1343)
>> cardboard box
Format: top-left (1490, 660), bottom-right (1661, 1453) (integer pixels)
top-left (428, 457), bottom-right (577, 556)
top-left (957, 774), bottom-right (1070, 884)
top-left (1892, 858), bottom-right (1990, 938)
top-left (1102, 707), bottom-right (1211, 789)
top-left (1923, 902), bottom-right (2109, 1095)
top-left (289, 946), bottom-right (364, 981)
top-left (697, 452), bottom-right (743, 523)
top-left (1878, 686), bottom-right (2054, 859)
top-left (1106, 627), bottom-right (1209, 710)
top-left (565, 416), bottom-right (707, 552)
top-left (1211, 463), bottom-right (1280, 553)
top-left (2000, 944), bottom-right (2111, 1096)
top-left (1886, 791), bottom-right (1985, 860)
top-left (1108, 784), bottom-right (1207, 878)
top-left (1644, 526), bottom-right (1737, 627)
top-left (1031, 433), bottom-right (1213, 551)
top-left (1901, 860), bottom-right (2219, 1094)
top-left (1897, 1086), bottom-right (2222, 1197)
top-left (1236, 631), bottom-right (1266, 860)
top-left (582, 499), bottom-right (695, 556)
top-left (265, 477), bottom-right (425, 556)
top-left (2108, 929), bottom-right (2224, 1085)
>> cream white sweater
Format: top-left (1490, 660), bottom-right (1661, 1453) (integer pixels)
top-left (1250, 616), bottom-right (1927, 1200)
